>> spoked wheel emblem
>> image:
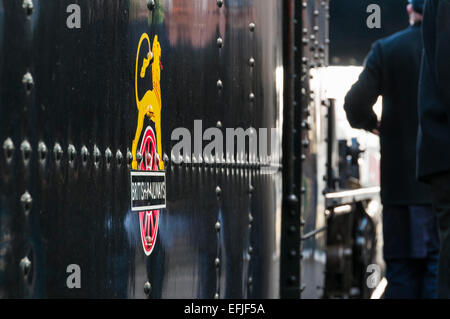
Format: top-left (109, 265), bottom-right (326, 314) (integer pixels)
top-left (138, 126), bottom-right (160, 256)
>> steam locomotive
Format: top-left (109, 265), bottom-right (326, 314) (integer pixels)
top-left (0, 0), bottom-right (387, 299)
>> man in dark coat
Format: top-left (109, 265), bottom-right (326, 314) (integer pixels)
top-left (344, 0), bottom-right (439, 298)
top-left (418, 0), bottom-right (450, 298)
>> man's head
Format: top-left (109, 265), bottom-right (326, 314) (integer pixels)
top-left (407, 0), bottom-right (424, 24)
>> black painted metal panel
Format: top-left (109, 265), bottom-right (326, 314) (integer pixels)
top-left (0, 0), bottom-right (283, 298)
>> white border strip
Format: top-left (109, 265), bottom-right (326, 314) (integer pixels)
top-left (131, 204), bottom-right (166, 212)
top-left (131, 171), bottom-right (165, 177)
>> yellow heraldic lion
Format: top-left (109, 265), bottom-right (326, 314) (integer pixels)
top-left (132, 33), bottom-right (164, 171)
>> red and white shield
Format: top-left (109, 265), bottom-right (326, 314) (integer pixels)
top-left (138, 126), bottom-right (160, 256)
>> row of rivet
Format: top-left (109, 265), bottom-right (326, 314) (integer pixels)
top-left (292, 0), bottom-right (312, 295)
top-left (248, 22), bottom-right (256, 104)
top-left (214, 185), bottom-right (222, 299)
top-left (215, 1), bottom-right (224, 299)
top-left (216, 0), bottom-right (223, 99)
top-left (2, 137), bottom-right (281, 172)
top-left (246, 183), bottom-right (254, 293)
top-left (171, 155), bottom-right (274, 170)
top-left (19, 0), bottom-right (35, 285)
top-left (23, 0), bottom-right (34, 17)
top-left (215, 0), bottom-right (224, 245)
top-left (2, 139), bottom-right (161, 168)
top-left (299, 0), bottom-right (331, 295)
top-left (245, 11), bottom-right (257, 295)
top-left (301, 1), bottom-right (329, 68)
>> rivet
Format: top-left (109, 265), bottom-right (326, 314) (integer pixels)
top-left (93, 146), bottom-right (101, 165)
top-left (286, 194), bottom-right (299, 208)
top-left (249, 185), bottom-right (254, 194)
top-left (105, 148), bottom-right (112, 167)
top-left (248, 276), bottom-right (253, 286)
top-left (215, 258), bottom-right (220, 267)
top-left (217, 37), bottom-right (223, 48)
top-left (19, 256), bottom-right (31, 277)
top-left (53, 143), bottom-right (63, 163)
top-left (147, 0), bottom-right (155, 11)
top-left (248, 246), bottom-right (253, 254)
top-left (217, 79), bottom-right (223, 90)
top-left (144, 281), bottom-right (152, 296)
top-left (20, 140), bottom-right (32, 165)
top-left (217, 0), bottom-right (223, 8)
top-left (215, 221), bottom-right (221, 232)
top-left (302, 139), bottom-right (310, 148)
top-left (127, 150), bottom-right (133, 167)
top-left (22, 72), bottom-right (34, 94)
top-left (68, 144), bottom-right (76, 165)
top-left (249, 22), bottom-right (255, 32)
top-left (20, 191), bottom-right (33, 215)
top-left (214, 292), bottom-right (219, 299)
top-left (3, 138), bottom-right (14, 163)
top-left (289, 225), bottom-right (296, 233)
top-left (249, 93), bottom-right (255, 102)
top-left (249, 57), bottom-right (255, 67)
top-left (163, 153), bottom-right (169, 167)
top-left (137, 151), bottom-right (143, 164)
top-left (249, 213), bottom-right (253, 224)
top-left (22, 0), bottom-right (33, 16)
top-left (301, 121), bottom-right (310, 130)
top-left (215, 186), bottom-right (221, 197)
top-left (171, 153), bottom-right (177, 164)
top-left (81, 146), bottom-right (89, 165)
top-left (289, 275), bottom-right (297, 284)
top-left (38, 142), bottom-right (47, 163)
top-left (216, 121), bottom-right (222, 129)
top-left (116, 150), bottom-right (123, 167)
top-left (290, 249), bottom-right (297, 257)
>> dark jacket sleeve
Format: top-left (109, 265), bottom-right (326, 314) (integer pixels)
top-left (434, 0), bottom-right (450, 111)
top-left (343, 42), bottom-right (382, 132)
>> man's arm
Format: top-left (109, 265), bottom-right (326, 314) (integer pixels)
top-left (343, 42), bottom-right (382, 133)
